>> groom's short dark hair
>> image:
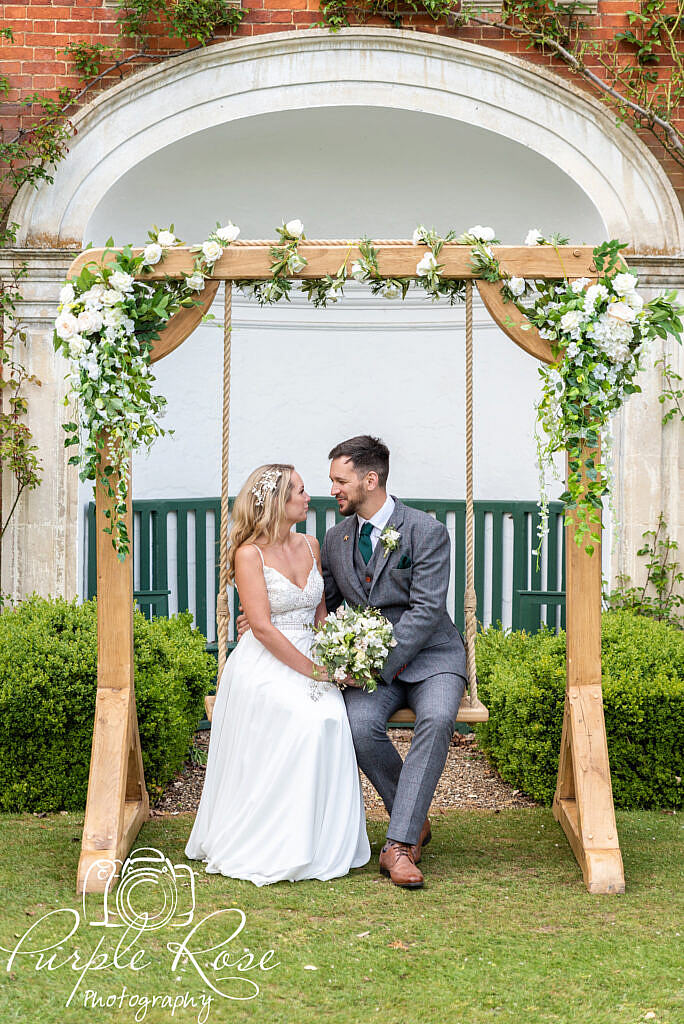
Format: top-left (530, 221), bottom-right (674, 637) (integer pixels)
top-left (328, 435), bottom-right (389, 487)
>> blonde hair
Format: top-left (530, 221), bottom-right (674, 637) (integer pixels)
top-left (227, 464), bottom-right (295, 583)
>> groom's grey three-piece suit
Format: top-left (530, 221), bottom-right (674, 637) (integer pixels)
top-left (321, 497), bottom-right (467, 846)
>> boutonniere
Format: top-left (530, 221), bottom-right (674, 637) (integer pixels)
top-left (380, 524), bottom-right (401, 558)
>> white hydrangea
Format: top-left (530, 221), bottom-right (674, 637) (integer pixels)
top-left (570, 278), bottom-right (591, 294)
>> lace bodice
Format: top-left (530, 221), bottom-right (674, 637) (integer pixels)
top-left (253, 540), bottom-right (323, 630)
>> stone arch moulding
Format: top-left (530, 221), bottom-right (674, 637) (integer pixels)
top-left (11, 27), bottom-right (684, 254)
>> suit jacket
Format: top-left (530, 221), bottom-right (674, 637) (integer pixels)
top-left (321, 497), bottom-right (467, 685)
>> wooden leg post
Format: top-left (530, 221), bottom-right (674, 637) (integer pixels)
top-left (552, 448), bottom-right (625, 894)
top-left (77, 458), bottom-right (149, 894)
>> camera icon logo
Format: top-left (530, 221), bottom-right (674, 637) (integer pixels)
top-left (83, 847), bottom-right (196, 930)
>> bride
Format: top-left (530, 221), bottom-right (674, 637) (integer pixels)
top-left (185, 463), bottom-right (370, 884)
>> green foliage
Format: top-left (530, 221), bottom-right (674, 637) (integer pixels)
top-left (605, 514), bottom-right (684, 626)
top-left (115, 0), bottom-right (246, 46)
top-left (0, 596), bottom-right (216, 812)
top-left (474, 611), bottom-right (684, 808)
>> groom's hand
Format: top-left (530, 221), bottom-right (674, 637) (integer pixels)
top-left (235, 608), bottom-right (251, 638)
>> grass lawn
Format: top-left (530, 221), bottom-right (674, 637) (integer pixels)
top-left (0, 808), bottom-right (681, 1024)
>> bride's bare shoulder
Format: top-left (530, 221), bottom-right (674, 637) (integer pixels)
top-left (234, 543), bottom-right (264, 569)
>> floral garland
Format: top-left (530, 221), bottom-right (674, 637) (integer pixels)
top-left (53, 222), bottom-right (241, 558)
top-left (54, 220), bottom-right (683, 559)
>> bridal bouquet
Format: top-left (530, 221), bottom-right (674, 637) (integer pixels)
top-left (310, 606), bottom-right (397, 692)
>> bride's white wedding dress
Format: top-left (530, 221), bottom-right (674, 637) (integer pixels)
top-left (185, 537), bottom-right (370, 885)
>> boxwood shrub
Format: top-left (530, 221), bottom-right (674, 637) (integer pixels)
top-left (474, 611), bottom-right (683, 808)
top-left (0, 596), bottom-right (216, 811)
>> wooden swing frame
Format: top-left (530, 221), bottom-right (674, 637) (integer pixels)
top-left (67, 241), bottom-right (625, 896)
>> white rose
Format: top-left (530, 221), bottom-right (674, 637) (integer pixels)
top-left (584, 283), bottom-right (609, 307)
top-left (508, 276), bottom-right (526, 297)
top-left (350, 261), bottom-right (365, 281)
top-left (383, 282), bottom-right (401, 299)
top-left (468, 225), bottom-right (496, 242)
top-left (607, 301), bottom-right (637, 323)
top-left (59, 283), bottom-right (75, 305)
top-left (109, 270), bottom-right (134, 293)
top-left (416, 252), bottom-right (438, 277)
top-left (560, 310), bottom-right (583, 333)
top-left (69, 335), bottom-right (87, 359)
top-left (611, 272), bottom-right (637, 296)
top-left (156, 230), bottom-right (176, 247)
top-left (525, 229), bottom-right (543, 246)
top-left (285, 219), bottom-right (304, 238)
top-left (55, 311), bottom-right (79, 340)
top-left (142, 243), bottom-right (163, 266)
top-left (77, 309), bottom-right (103, 335)
top-left (201, 239), bottom-right (223, 264)
top-left (412, 226), bottom-right (426, 245)
top-left (102, 289), bottom-right (124, 307)
top-left (626, 290), bottom-right (644, 311)
top-left (81, 284), bottom-right (106, 307)
top-left (288, 253), bottom-right (307, 273)
top-left (215, 222), bottom-right (240, 243)
top-left (186, 273), bottom-right (205, 292)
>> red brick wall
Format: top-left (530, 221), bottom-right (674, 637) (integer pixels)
top-left (2, 1), bottom-right (683, 223)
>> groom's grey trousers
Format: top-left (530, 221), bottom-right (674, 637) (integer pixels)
top-left (343, 672), bottom-right (465, 846)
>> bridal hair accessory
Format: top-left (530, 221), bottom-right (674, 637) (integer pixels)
top-left (251, 469), bottom-right (282, 508)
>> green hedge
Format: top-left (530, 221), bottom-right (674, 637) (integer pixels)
top-left (474, 611), bottom-right (684, 809)
top-left (0, 597), bottom-right (216, 812)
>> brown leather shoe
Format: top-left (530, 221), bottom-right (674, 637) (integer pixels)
top-left (379, 841), bottom-right (424, 889)
top-left (411, 818), bottom-right (432, 865)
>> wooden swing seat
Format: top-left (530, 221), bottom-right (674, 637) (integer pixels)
top-left (388, 695), bottom-right (489, 726)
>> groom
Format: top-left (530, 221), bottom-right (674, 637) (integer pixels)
top-left (323, 435), bottom-right (467, 889)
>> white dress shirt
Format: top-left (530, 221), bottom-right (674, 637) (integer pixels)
top-left (357, 494), bottom-right (396, 554)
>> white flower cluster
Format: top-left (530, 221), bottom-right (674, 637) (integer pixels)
top-left (310, 605), bottom-right (397, 693)
top-left (251, 468), bottom-right (282, 507)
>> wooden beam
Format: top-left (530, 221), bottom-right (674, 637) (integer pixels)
top-left (150, 281), bottom-right (219, 363)
top-left (552, 446), bottom-right (625, 894)
top-left (67, 244), bottom-right (596, 282)
top-left (476, 281), bottom-right (555, 364)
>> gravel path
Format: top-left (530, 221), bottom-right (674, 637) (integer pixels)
top-left (152, 729), bottom-right (537, 819)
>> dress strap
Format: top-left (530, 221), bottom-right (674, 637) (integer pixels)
top-left (302, 535), bottom-right (315, 562)
top-left (251, 543), bottom-right (265, 568)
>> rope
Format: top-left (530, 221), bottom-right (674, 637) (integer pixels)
top-left (464, 281), bottom-right (479, 705)
top-left (215, 282), bottom-right (232, 685)
top-left (227, 239), bottom-right (420, 247)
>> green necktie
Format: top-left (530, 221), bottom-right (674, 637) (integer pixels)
top-left (359, 521), bottom-right (373, 565)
